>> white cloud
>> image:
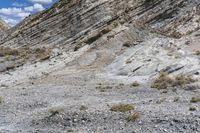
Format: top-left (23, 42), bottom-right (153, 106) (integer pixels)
top-left (0, 8), bottom-right (30, 19)
top-left (29, 0), bottom-right (53, 4)
top-left (12, 2), bottom-right (27, 7)
top-left (0, 0), bottom-right (54, 26)
top-left (24, 3), bottom-right (45, 12)
top-left (0, 15), bottom-right (19, 26)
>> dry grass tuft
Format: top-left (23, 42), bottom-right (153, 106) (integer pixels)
top-left (126, 112), bottom-right (140, 122)
top-left (0, 46), bottom-right (52, 72)
top-left (34, 47), bottom-right (51, 61)
top-left (48, 107), bottom-right (64, 116)
top-left (125, 59), bottom-right (132, 64)
top-left (195, 50), bottom-right (200, 55)
top-left (190, 96), bottom-right (200, 103)
top-left (96, 85), bottom-right (112, 92)
top-left (79, 105), bottom-right (88, 111)
top-left (0, 47), bottom-right (19, 57)
top-left (131, 81), bottom-right (140, 87)
top-left (0, 97), bottom-right (3, 104)
top-left (189, 106), bottom-right (197, 111)
top-left (151, 73), bottom-right (196, 90)
top-left (110, 104), bottom-right (134, 112)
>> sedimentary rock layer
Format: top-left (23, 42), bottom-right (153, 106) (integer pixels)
top-left (0, 0), bottom-right (199, 48)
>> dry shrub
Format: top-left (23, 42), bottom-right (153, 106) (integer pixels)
top-left (131, 81), bottom-right (140, 87)
top-left (0, 46), bottom-right (52, 72)
top-left (190, 96), bottom-right (200, 103)
top-left (189, 106), bottom-right (196, 111)
top-left (195, 50), bottom-right (200, 55)
top-left (0, 47), bottom-right (19, 57)
top-left (126, 112), bottom-right (140, 122)
top-left (79, 105), bottom-right (88, 111)
top-left (48, 107), bottom-right (64, 116)
top-left (110, 104), bottom-right (134, 112)
top-left (34, 47), bottom-right (51, 61)
top-left (0, 97), bottom-right (3, 104)
top-left (151, 73), bottom-right (196, 89)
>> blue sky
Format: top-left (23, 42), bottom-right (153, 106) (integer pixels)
top-left (0, 0), bottom-right (57, 26)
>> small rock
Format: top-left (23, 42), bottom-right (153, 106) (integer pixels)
top-left (163, 129), bottom-right (167, 132)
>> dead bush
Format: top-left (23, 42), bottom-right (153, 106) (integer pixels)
top-left (0, 47), bottom-right (19, 57)
top-left (110, 104), bottom-right (134, 112)
top-left (151, 73), bottom-right (196, 89)
top-left (126, 112), bottom-right (140, 122)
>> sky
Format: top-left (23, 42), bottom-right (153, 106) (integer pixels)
top-left (0, 0), bottom-right (57, 26)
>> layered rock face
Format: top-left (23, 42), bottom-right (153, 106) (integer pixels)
top-left (0, 0), bottom-right (199, 48)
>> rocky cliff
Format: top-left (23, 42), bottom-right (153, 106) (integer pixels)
top-left (0, 0), bottom-right (199, 48)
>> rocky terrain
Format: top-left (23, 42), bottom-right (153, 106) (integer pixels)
top-left (0, 0), bottom-right (200, 133)
top-left (0, 18), bottom-right (9, 32)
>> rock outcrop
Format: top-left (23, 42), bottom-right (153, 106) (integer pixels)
top-left (0, 0), bottom-right (200, 48)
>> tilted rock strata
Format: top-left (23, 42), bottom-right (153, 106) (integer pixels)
top-left (0, 0), bottom-right (199, 49)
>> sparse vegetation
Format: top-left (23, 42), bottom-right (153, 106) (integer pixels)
top-left (110, 104), bottom-right (134, 112)
top-left (0, 46), bottom-right (51, 61)
top-left (85, 27), bottom-right (112, 44)
top-left (171, 31), bottom-right (182, 39)
top-left (190, 96), bottom-right (200, 103)
top-left (173, 75), bottom-right (196, 87)
top-left (74, 45), bottom-right (82, 51)
top-left (151, 73), bottom-right (196, 89)
top-left (195, 50), bottom-right (200, 55)
top-left (0, 97), bottom-right (3, 104)
top-left (173, 97), bottom-right (179, 102)
top-left (126, 112), bottom-right (140, 122)
top-left (151, 73), bottom-right (173, 89)
top-left (131, 81), bottom-right (140, 87)
top-left (119, 83), bottom-right (124, 86)
top-left (156, 98), bottom-right (166, 104)
top-left (189, 106), bottom-right (197, 111)
top-left (34, 47), bottom-right (51, 61)
top-left (80, 105), bottom-right (88, 111)
top-left (0, 46), bottom-right (52, 72)
top-left (67, 129), bottom-right (74, 132)
top-left (123, 41), bottom-right (132, 47)
top-left (125, 59), bottom-right (132, 64)
top-left (48, 107), bottom-right (64, 116)
top-left (0, 47), bottom-right (19, 57)
top-left (96, 86), bottom-right (112, 92)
